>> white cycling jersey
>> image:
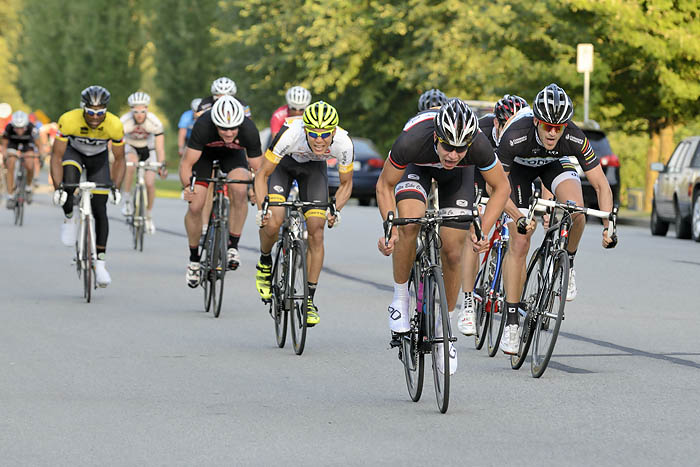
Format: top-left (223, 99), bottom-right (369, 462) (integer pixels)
top-left (120, 111), bottom-right (164, 149)
top-left (265, 117), bottom-right (354, 172)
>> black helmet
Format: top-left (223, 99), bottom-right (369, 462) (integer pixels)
top-left (418, 88), bottom-right (448, 112)
top-left (434, 98), bottom-right (479, 147)
top-left (81, 85), bottom-right (111, 108)
top-left (494, 94), bottom-right (528, 125)
top-left (532, 83), bottom-right (573, 124)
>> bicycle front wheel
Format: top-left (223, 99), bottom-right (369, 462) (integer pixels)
top-left (531, 250), bottom-right (569, 378)
top-left (136, 186), bottom-right (146, 252)
top-left (201, 229), bottom-right (212, 313)
top-left (14, 176), bottom-right (24, 226)
top-left (402, 263), bottom-right (424, 402)
top-left (511, 247), bottom-right (543, 370)
top-left (289, 239), bottom-right (308, 355)
top-left (428, 266), bottom-right (451, 414)
top-left (473, 259), bottom-right (489, 350)
top-left (271, 242), bottom-right (287, 348)
top-left (211, 224), bottom-right (226, 318)
top-left (486, 246), bottom-right (506, 358)
top-left (83, 221), bottom-right (93, 303)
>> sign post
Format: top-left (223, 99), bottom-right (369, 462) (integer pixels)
top-left (577, 43), bottom-right (594, 122)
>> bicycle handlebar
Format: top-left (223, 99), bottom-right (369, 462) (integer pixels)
top-left (126, 161), bottom-right (164, 170)
top-left (60, 182), bottom-right (114, 191)
top-left (260, 195), bottom-right (337, 226)
top-left (383, 208), bottom-right (482, 247)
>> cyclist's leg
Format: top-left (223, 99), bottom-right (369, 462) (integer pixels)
top-left (5, 152), bottom-right (16, 195)
top-left (389, 165), bottom-right (430, 333)
top-left (84, 151), bottom-right (112, 286)
top-left (501, 163), bottom-right (539, 353)
top-left (23, 152), bottom-right (35, 187)
top-left (122, 145), bottom-right (138, 195)
top-left (144, 150), bottom-right (157, 213)
top-left (223, 151), bottom-right (251, 269)
top-left (460, 174), bottom-right (486, 333)
top-left (61, 147), bottom-right (83, 218)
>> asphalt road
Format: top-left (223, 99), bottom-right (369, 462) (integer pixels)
top-left (1, 194), bottom-right (699, 466)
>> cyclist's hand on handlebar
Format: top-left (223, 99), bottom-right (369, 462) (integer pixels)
top-left (52, 189), bottom-right (67, 206)
top-left (158, 164), bottom-right (168, 179)
top-left (377, 226), bottom-right (397, 256)
top-left (470, 232), bottom-right (489, 253)
top-left (109, 188), bottom-right (122, 205)
top-left (182, 188), bottom-right (196, 203)
top-left (327, 209), bottom-right (340, 228)
top-left (602, 228), bottom-right (618, 249)
top-left (516, 216), bottom-right (536, 234)
top-left (256, 209), bottom-right (270, 227)
top-left (247, 186), bottom-right (256, 205)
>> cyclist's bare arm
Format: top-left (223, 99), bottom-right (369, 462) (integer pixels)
top-left (253, 156), bottom-right (277, 211)
top-left (335, 169), bottom-right (353, 212)
top-left (111, 144), bottom-right (126, 187)
top-left (50, 138), bottom-right (68, 189)
top-left (0, 139), bottom-right (8, 162)
top-left (584, 164), bottom-right (614, 229)
top-left (478, 161), bottom-right (510, 235)
top-left (376, 161), bottom-right (404, 255)
top-left (177, 128), bottom-right (186, 156)
top-left (155, 133), bottom-right (166, 165)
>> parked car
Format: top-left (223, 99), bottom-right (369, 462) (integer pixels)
top-left (328, 137), bottom-right (384, 206)
top-left (568, 121), bottom-right (621, 209)
top-left (650, 136), bottom-right (700, 241)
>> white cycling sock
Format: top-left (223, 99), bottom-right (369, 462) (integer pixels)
top-left (393, 280), bottom-right (408, 301)
top-left (124, 191), bottom-right (132, 202)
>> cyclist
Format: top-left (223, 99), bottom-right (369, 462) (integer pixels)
top-left (119, 92), bottom-right (168, 234)
top-left (177, 98), bottom-right (202, 156)
top-left (2, 111), bottom-right (43, 208)
top-left (376, 98), bottom-right (510, 374)
top-left (458, 94), bottom-right (528, 336)
top-left (417, 88), bottom-right (448, 112)
top-left (50, 85), bottom-right (125, 287)
top-left (196, 77), bottom-right (251, 118)
top-left (496, 83), bottom-right (617, 355)
top-left (180, 96), bottom-right (262, 287)
top-left (254, 101), bottom-right (350, 327)
top-left (269, 85), bottom-right (312, 141)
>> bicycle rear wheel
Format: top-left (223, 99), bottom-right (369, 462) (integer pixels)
top-left (486, 246), bottom-right (506, 357)
top-left (511, 247), bottom-right (543, 370)
top-left (136, 186), bottom-right (145, 252)
top-left (271, 242), bottom-right (288, 348)
top-left (531, 250), bottom-right (569, 378)
top-left (211, 223), bottom-right (226, 318)
top-left (84, 221), bottom-right (93, 303)
top-left (401, 264), bottom-right (424, 402)
top-left (428, 266), bottom-right (450, 414)
top-left (473, 258), bottom-right (489, 350)
top-left (289, 239), bottom-right (308, 355)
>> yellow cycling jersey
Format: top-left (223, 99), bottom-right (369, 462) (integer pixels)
top-left (57, 108), bottom-right (125, 156)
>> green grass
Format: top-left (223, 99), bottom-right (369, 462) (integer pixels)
top-left (154, 178), bottom-right (183, 199)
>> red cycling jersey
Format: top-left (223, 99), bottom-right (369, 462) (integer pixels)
top-left (269, 105), bottom-right (289, 135)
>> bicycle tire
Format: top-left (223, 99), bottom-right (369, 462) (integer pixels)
top-left (511, 247), bottom-right (543, 370)
top-left (289, 239), bottom-right (308, 355)
top-left (211, 222), bottom-right (226, 318)
top-left (402, 264), bottom-right (424, 402)
top-left (271, 242), bottom-right (288, 348)
top-left (14, 173), bottom-right (24, 226)
top-left (486, 245), bottom-right (506, 358)
top-left (428, 266), bottom-right (450, 414)
top-left (137, 186), bottom-right (145, 252)
top-left (84, 220), bottom-right (93, 303)
top-left (201, 227), bottom-right (212, 313)
top-left (531, 250), bottom-right (569, 378)
top-left (473, 262), bottom-right (489, 350)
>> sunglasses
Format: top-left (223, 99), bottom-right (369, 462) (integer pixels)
top-left (216, 126), bottom-right (239, 133)
top-left (84, 108), bottom-right (107, 117)
top-left (537, 120), bottom-right (567, 133)
top-left (289, 105), bottom-right (305, 111)
top-left (305, 129), bottom-right (333, 139)
top-left (132, 109), bottom-right (147, 115)
top-left (437, 137), bottom-right (468, 154)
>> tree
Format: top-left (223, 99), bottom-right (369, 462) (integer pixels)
top-left (147, 0), bottom-right (222, 127)
top-left (15, 0), bottom-right (146, 120)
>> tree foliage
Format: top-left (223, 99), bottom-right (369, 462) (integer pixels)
top-left (15, 0), bottom-right (145, 120)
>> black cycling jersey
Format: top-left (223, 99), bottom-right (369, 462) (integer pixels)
top-left (187, 110), bottom-right (261, 158)
top-left (388, 110), bottom-right (497, 171)
top-left (3, 122), bottom-right (39, 150)
top-left (496, 116), bottom-right (598, 172)
top-left (478, 114), bottom-right (498, 148)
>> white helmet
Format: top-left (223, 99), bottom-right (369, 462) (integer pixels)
top-left (434, 98), bottom-right (479, 147)
top-left (190, 97), bottom-right (202, 113)
top-left (11, 110), bottom-right (29, 128)
top-left (211, 77), bottom-right (237, 96)
top-left (285, 86), bottom-right (312, 110)
top-left (127, 91), bottom-right (150, 107)
top-left (211, 96), bottom-right (245, 128)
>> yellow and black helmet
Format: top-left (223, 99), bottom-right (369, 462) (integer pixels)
top-left (303, 101), bottom-right (339, 130)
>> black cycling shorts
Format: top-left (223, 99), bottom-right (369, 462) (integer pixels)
top-left (267, 157), bottom-right (328, 219)
top-left (62, 146), bottom-right (111, 190)
top-left (192, 148), bottom-right (249, 186)
top-left (394, 164), bottom-right (476, 230)
top-left (508, 160), bottom-right (580, 209)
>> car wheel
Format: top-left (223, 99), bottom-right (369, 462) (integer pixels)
top-left (650, 200), bottom-right (669, 236)
top-left (674, 201), bottom-right (692, 239)
top-left (692, 192), bottom-right (700, 243)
